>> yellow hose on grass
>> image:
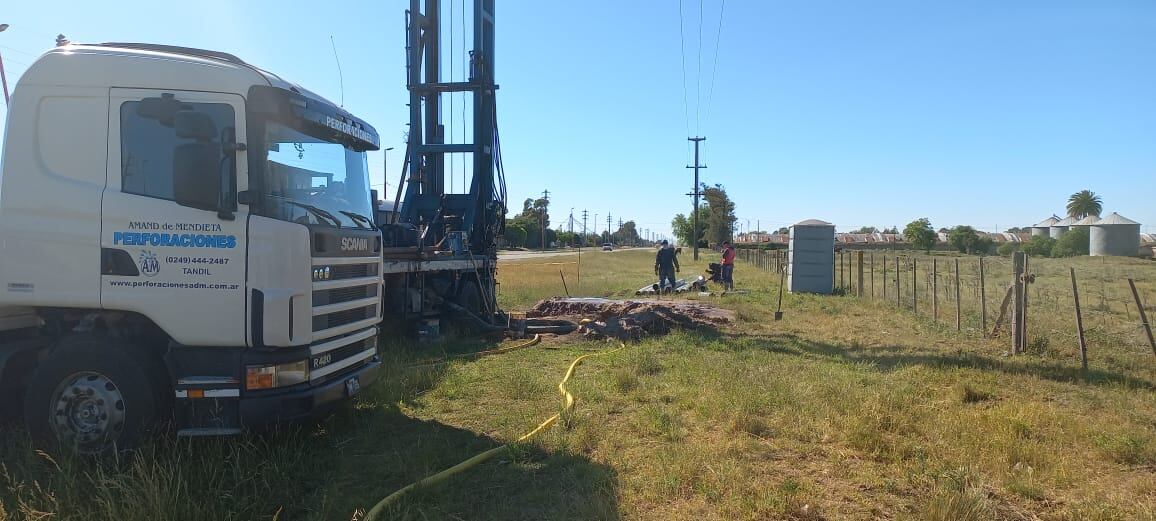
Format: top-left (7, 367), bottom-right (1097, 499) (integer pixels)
top-left (364, 341), bottom-right (628, 520)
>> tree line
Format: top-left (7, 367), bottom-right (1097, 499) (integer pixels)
top-left (670, 183), bottom-right (737, 248)
top-left (502, 197), bottom-right (646, 249)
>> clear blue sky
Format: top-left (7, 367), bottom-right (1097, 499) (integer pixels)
top-left (2, 1), bottom-right (1154, 237)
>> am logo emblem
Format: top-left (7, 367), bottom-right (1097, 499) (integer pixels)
top-left (138, 250), bottom-right (160, 277)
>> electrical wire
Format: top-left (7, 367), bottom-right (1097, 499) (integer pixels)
top-left (329, 36), bottom-right (344, 108)
top-left (677, 0), bottom-right (692, 149)
top-left (696, 0), bottom-right (704, 135)
top-left (703, 0), bottom-right (726, 139)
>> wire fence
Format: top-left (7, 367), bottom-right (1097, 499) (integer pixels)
top-left (736, 248), bottom-right (1156, 370)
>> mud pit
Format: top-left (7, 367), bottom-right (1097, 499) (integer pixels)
top-left (526, 298), bottom-right (734, 341)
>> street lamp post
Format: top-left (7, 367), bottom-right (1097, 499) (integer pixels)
top-left (0, 24), bottom-right (11, 106)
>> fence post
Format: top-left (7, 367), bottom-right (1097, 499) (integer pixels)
top-left (912, 258), bottom-right (918, 313)
top-left (895, 256), bottom-right (901, 307)
top-left (933, 258), bottom-right (938, 321)
top-left (870, 252), bottom-right (875, 298)
top-left (979, 257), bottom-right (987, 334)
top-left (1127, 278), bottom-right (1156, 358)
top-left (882, 254), bottom-right (887, 301)
top-left (1012, 252), bottom-right (1026, 354)
top-left (1071, 268), bottom-right (1088, 371)
top-left (955, 258), bottom-right (962, 332)
top-left (857, 251), bottom-right (864, 297)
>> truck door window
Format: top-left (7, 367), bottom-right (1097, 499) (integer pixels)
top-left (120, 101), bottom-right (235, 202)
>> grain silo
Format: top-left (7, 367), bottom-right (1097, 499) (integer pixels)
top-left (1031, 215), bottom-right (1059, 238)
top-left (1050, 216), bottom-right (1076, 238)
top-left (1072, 215), bottom-right (1100, 228)
top-left (1090, 212), bottom-right (1141, 257)
top-left (788, 219), bottom-right (835, 294)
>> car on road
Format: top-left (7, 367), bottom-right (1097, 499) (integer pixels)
top-left (602, 243), bottom-right (613, 251)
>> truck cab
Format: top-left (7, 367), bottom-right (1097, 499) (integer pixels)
top-left (0, 43), bottom-right (383, 452)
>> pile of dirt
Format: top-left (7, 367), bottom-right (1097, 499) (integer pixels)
top-left (526, 298), bottom-right (734, 341)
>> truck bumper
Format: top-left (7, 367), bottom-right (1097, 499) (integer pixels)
top-left (238, 356), bottom-right (382, 428)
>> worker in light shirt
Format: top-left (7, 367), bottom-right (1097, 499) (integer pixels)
top-left (720, 240), bottom-right (736, 291)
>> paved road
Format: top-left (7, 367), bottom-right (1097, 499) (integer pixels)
top-left (498, 247), bottom-right (636, 261)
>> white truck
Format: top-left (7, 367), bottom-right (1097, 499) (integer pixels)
top-left (0, 43), bottom-right (384, 453)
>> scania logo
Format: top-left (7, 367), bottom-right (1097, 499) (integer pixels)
top-left (340, 237), bottom-right (369, 252)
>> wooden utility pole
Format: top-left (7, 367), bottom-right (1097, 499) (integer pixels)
top-left (1012, 252), bottom-right (1026, 354)
top-left (955, 258), bottom-right (962, 331)
top-left (1128, 278), bottom-right (1156, 357)
top-left (1071, 268), bottom-right (1088, 371)
top-left (540, 189), bottom-right (550, 251)
top-left (687, 137), bottom-right (705, 261)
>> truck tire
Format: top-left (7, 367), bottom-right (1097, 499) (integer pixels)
top-left (23, 339), bottom-right (158, 454)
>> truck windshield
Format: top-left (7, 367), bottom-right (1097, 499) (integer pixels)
top-left (262, 123), bottom-right (374, 229)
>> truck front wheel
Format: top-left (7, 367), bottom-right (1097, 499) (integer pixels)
top-left (24, 340), bottom-right (158, 454)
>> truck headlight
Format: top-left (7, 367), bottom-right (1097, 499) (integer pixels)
top-left (245, 360), bottom-right (309, 390)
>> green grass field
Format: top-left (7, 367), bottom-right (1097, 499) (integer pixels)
top-left (3, 248), bottom-right (1155, 520)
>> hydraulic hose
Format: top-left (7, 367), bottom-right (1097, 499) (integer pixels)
top-left (523, 318), bottom-right (579, 335)
top-left (364, 341), bottom-right (628, 520)
top-left (407, 334), bottom-right (542, 369)
top-left (441, 300), bottom-right (507, 333)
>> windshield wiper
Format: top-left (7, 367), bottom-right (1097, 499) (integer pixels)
top-left (283, 200), bottom-right (342, 228)
top-left (340, 211), bottom-right (375, 230)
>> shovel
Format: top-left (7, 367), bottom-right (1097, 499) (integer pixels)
top-left (774, 267), bottom-right (786, 321)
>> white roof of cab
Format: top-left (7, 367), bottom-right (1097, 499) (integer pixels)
top-left (17, 43), bottom-right (336, 107)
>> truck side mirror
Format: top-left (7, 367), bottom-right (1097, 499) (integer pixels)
top-left (172, 111), bottom-right (223, 212)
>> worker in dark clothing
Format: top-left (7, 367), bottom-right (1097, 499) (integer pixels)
top-left (655, 240), bottom-right (680, 293)
top-left (720, 240), bottom-right (736, 291)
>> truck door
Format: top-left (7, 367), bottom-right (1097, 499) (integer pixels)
top-left (101, 89), bottom-right (249, 347)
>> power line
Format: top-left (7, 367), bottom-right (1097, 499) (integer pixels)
top-left (0, 45), bottom-right (39, 59)
top-left (696, 0), bottom-right (704, 135)
top-left (703, 0), bottom-right (727, 134)
top-left (677, 0), bottom-right (691, 141)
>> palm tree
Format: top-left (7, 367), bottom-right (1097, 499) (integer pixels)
top-left (1066, 190), bottom-right (1102, 219)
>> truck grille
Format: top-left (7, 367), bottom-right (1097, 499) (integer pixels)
top-left (308, 332), bottom-right (378, 382)
top-left (313, 306), bottom-right (375, 331)
top-left (313, 284), bottom-right (379, 307)
top-left (312, 256), bottom-right (381, 341)
top-left (329, 263), bottom-right (379, 280)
